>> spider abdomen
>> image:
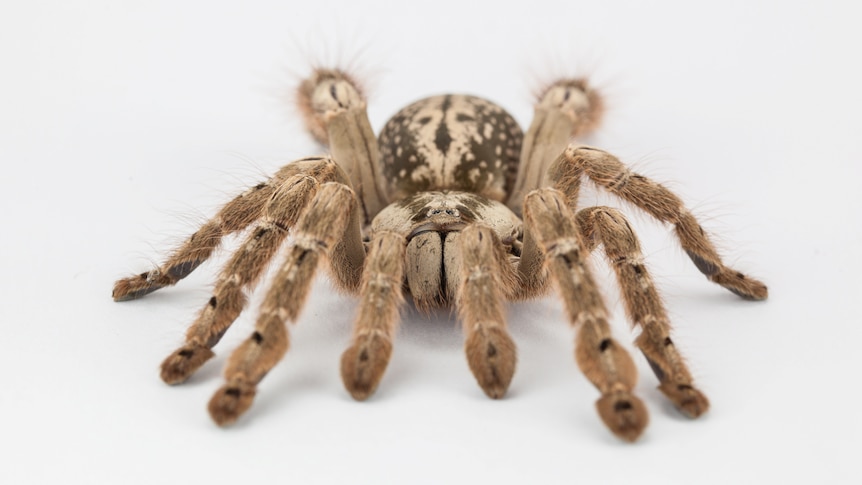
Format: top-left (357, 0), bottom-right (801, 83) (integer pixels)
top-left (378, 95), bottom-right (523, 203)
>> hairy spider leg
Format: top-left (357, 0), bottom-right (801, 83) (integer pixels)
top-left (340, 230), bottom-right (407, 400)
top-left (457, 224), bottom-right (518, 398)
top-left (112, 177), bottom-right (277, 301)
top-left (159, 173), bottom-right (321, 384)
top-left (523, 189), bottom-right (648, 442)
top-left (208, 182), bottom-right (359, 425)
top-left (576, 206), bottom-right (708, 417)
top-left (549, 146), bottom-right (768, 300)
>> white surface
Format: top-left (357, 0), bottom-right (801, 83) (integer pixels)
top-left (2, 1), bottom-right (860, 483)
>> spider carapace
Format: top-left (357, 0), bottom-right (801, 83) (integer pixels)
top-left (114, 68), bottom-right (767, 442)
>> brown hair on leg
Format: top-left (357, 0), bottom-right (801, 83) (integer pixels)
top-left (578, 206), bottom-right (709, 418)
top-left (340, 231), bottom-right (407, 400)
top-left (208, 181), bottom-right (358, 425)
top-left (523, 188), bottom-right (648, 441)
top-left (557, 146), bottom-right (768, 300)
top-left (457, 225), bottom-right (518, 399)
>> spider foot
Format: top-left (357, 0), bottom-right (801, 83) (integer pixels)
top-left (710, 271), bottom-right (768, 301)
top-left (659, 382), bottom-right (710, 418)
top-left (160, 345), bottom-right (215, 384)
top-left (595, 391), bottom-right (648, 442)
top-left (465, 326), bottom-right (516, 399)
top-left (340, 332), bottom-right (393, 401)
top-left (112, 272), bottom-right (167, 301)
top-left (686, 251), bottom-right (768, 301)
top-left (208, 382), bottom-right (256, 426)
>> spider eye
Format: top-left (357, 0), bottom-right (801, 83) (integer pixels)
top-left (427, 208), bottom-right (460, 218)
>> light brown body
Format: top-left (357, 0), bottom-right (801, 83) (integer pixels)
top-left (114, 68), bottom-right (767, 441)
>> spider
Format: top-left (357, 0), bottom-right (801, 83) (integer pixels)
top-left (113, 67), bottom-right (768, 442)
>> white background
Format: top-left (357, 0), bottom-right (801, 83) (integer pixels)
top-left (2, 1), bottom-right (860, 483)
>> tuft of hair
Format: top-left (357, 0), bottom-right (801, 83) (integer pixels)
top-left (295, 68), bottom-right (367, 146)
top-left (282, 24), bottom-right (382, 148)
top-left (522, 40), bottom-right (616, 138)
top-left (534, 77), bottom-right (605, 137)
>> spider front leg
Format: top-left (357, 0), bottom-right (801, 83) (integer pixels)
top-left (456, 225), bottom-right (518, 398)
top-left (339, 231), bottom-right (407, 400)
top-left (576, 206), bottom-right (708, 417)
top-left (522, 189), bottom-right (648, 441)
top-left (209, 181), bottom-right (361, 425)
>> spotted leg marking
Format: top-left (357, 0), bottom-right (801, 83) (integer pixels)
top-left (577, 206), bottom-right (709, 418)
top-left (208, 182), bottom-right (359, 425)
top-left (113, 179), bottom-right (277, 301)
top-left (550, 146), bottom-right (768, 300)
top-left (523, 189), bottom-right (648, 441)
top-left (340, 231), bottom-right (407, 400)
top-left (457, 224), bottom-right (518, 399)
top-left (159, 174), bottom-right (321, 384)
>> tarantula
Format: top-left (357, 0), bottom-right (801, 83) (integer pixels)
top-left (113, 67), bottom-right (767, 441)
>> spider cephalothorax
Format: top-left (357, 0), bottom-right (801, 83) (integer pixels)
top-left (114, 66), bottom-right (767, 442)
